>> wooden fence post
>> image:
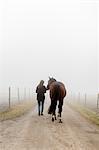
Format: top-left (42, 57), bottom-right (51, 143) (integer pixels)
top-left (29, 88), bottom-right (30, 100)
top-left (24, 88), bottom-right (26, 100)
top-left (9, 87), bottom-right (11, 108)
top-left (78, 92), bottom-right (80, 103)
top-left (85, 93), bottom-right (87, 106)
top-left (18, 88), bottom-right (20, 103)
top-left (97, 94), bottom-right (99, 109)
top-left (73, 93), bottom-right (75, 101)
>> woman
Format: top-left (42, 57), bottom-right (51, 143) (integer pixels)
top-left (36, 80), bottom-right (47, 116)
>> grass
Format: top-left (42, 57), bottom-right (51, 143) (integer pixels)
top-left (68, 103), bottom-right (99, 126)
top-left (0, 101), bottom-right (35, 121)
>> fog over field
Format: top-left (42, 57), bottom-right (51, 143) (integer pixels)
top-left (0, 0), bottom-right (99, 99)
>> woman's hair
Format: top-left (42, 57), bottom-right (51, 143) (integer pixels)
top-left (38, 80), bottom-right (44, 87)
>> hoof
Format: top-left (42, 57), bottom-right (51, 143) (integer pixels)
top-left (59, 120), bottom-right (63, 123)
top-left (52, 117), bottom-right (54, 122)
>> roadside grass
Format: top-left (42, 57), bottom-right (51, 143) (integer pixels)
top-left (0, 101), bottom-right (35, 121)
top-left (68, 103), bottom-right (99, 126)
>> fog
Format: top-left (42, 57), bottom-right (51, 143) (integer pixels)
top-left (0, 0), bottom-right (99, 96)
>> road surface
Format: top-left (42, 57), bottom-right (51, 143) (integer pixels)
top-left (0, 100), bottom-right (99, 150)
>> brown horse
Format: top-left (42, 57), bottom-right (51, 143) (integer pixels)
top-left (47, 77), bottom-right (66, 123)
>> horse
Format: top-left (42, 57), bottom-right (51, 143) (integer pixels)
top-left (47, 77), bottom-right (66, 123)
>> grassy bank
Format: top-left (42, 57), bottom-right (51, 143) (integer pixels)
top-left (68, 103), bottom-right (99, 126)
top-left (0, 101), bottom-right (35, 121)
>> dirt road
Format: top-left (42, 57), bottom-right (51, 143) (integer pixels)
top-left (0, 100), bottom-right (99, 150)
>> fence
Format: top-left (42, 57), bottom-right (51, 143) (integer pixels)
top-left (70, 93), bottom-right (99, 113)
top-left (0, 87), bottom-right (33, 111)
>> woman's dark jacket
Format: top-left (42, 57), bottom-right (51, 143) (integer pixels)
top-left (36, 85), bottom-right (46, 101)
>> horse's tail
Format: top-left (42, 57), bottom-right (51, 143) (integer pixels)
top-left (48, 85), bottom-right (60, 114)
top-left (53, 84), bottom-right (61, 100)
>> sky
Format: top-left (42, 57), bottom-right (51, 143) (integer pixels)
top-left (0, 0), bottom-right (99, 95)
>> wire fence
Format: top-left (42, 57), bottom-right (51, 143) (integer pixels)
top-left (0, 87), bottom-right (34, 112)
top-left (69, 93), bottom-right (99, 113)
top-left (0, 88), bottom-right (99, 114)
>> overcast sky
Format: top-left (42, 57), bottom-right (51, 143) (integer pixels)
top-left (0, 0), bottom-right (99, 95)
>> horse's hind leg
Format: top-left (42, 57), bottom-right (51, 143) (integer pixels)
top-left (52, 99), bottom-right (57, 122)
top-left (58, 99), bottom-right (63, 123)
top-left (55, 114), bottom-right (57, 120)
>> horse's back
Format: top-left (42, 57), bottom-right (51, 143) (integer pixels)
top-left (50, 81), bottom-right (66, 99)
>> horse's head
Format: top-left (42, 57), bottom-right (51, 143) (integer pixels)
top-left (47, 77), bottom-right (56, 90)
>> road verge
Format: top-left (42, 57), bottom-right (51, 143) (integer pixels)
top-left (68, 103), bottom-right (99, 126)
top-left (0, 101), bottom-right (35, 121)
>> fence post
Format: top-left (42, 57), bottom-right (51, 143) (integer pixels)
top-left (85, 93), bottom-right (87, 106)
top-left (24, 88), bottom-right (26, 100)
top-left (78, 92), bottom-right (80, 103)
top-left (9, 87), bottom-right (11, 108)
top-left (31, 88), bottom-right (33, 100)
top-left (29, 88), bottom-right (30, 100)
top-left (18, 88), bottom-right (20, 103)
top-left (73, 93), bottom-right (75, 101)
top-left (97, 94), bottom-right (99, 109)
